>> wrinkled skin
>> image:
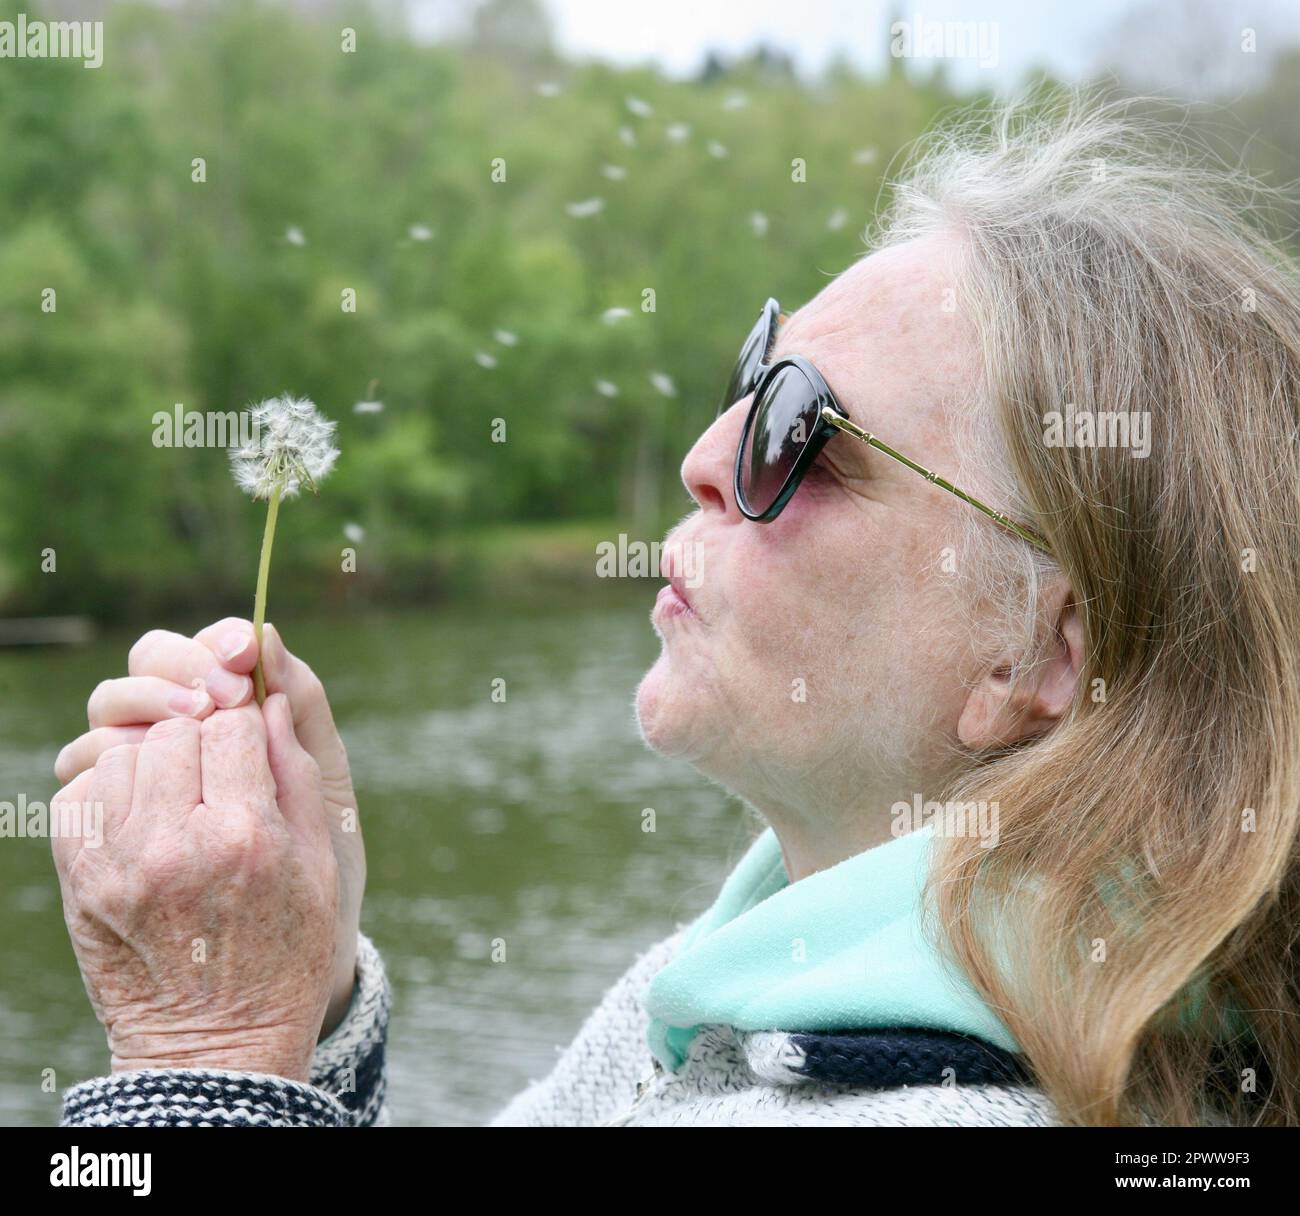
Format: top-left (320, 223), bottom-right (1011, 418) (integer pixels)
top-left (54, 621), bottom-right (365, 1066)
top-left (636, 234), bottom-right (1082, 878)
top-left (52, 697), bottom-right (336, 1079)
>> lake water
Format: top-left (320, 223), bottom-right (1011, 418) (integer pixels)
top-left (0, 595), bottom-right (759, 1126)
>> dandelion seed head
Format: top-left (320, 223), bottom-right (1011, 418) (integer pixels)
top-left (229, 395), bottom-right (338, 500)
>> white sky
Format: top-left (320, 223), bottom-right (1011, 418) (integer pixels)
top-left (542, 0), bottom-right (1125, 88)
top-left (409, 0), bottom-right (1299, 95)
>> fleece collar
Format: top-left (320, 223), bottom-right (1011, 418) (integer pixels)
top-left (644, 824), bottom-right (1020, 1073)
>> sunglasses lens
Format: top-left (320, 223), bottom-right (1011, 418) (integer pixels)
top-left (739, 364), bottom-right (818, 516)
top-left (718, 311), bottom-right (771, 416)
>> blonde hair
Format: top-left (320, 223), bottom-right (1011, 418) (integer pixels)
top-left (880, 91), bottom-right (1300, 1125)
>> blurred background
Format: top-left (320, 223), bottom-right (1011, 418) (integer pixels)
top-left (1, 0), bottom-right (1297, 1124)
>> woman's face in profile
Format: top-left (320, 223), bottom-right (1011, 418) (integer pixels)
top-left (634, 234), bottom-right (985, 817)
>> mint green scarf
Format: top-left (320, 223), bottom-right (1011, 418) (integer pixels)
top-left (644, 824), bottom-right (1020, 1072)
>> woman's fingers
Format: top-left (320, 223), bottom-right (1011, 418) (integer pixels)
top-left (264, 693), bottom-right (325, 840)
top-left (86, 742), bottom-right (140, 844)
top-left (130, 718), bottom-right (203, 827)
top-left (49, 769), bottom-right (93, 872)
top-left (198, 703), bottom-right (278, 820)
top-left (190, 618), bottom-right (260, 675)
top-left (56, 725), bottom-right (151, 785)
top-left (261, 624), bottom-right (349, 783)
top-left (87, 676), bottom-right (214, 730)
top-left (127, 629), bottom-right (252, 709)
top-left (125, 621), bottom-right (345, 788)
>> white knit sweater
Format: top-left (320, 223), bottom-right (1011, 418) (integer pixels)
top-left (61, 927), bottom-right (1057, 1126)
top-left (490, 928), bottom-right (1058, 1127)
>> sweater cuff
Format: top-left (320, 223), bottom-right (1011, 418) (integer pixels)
top-left (60, 1069), bottom-right (351, 1127)
top-left (309, 931), bottom-right (390, 1126)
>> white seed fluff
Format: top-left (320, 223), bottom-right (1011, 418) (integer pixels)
top-left (229, 395), bottom-right (339, 500)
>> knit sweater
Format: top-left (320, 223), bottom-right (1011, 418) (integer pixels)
top-left (60, 927), bottom-right (1057, 1127)
top-left (491, 928), bottom-right (1057, 1126)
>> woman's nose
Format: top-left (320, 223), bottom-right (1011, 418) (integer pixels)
top-left (681, 398), bottom-right (747, 517)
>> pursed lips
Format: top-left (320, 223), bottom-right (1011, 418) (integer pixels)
top-left (669, 574), bottom-right (697, 615)
top-left (659, 534), bottom-right (704, 622)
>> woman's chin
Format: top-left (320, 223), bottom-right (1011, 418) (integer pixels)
top-left (634, 655), bottom-right (697, 759)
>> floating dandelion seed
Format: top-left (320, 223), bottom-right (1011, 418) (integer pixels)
top-left (594, 380), bottom-right (619, 398)
top-left (354, 378), bottom-right (383, 413)
top-left (852, 146), bottom-right (879, 165)
top-left (344, 522), bottom-right (366, 544)
top-left (409, 224), bottom-right (434, 241)
top-left (649, 371), bottom-right (677, 397)
top-left (475, 351), bottom-right (498, 369)
top-left (665, 122), bottom-right (691, 143)
top-left (707, 141), bottom-right (728, 158)
top-left (228, 395), bottom-right (338, 703)
top-left (722, 92), bottom-right (749, 110)
top-left (826, 208), bottom-right (849, 231)
top-left (601, 307), bottom-right (631, 325)
top-left (601, 164), bottom-right (628, 181)
top-left (625, 96), bottom-right (654, 117)
top-left (536, 81), bottom-right (561, 97)
top-left (618, 126), bottom-right (636, 147)
top-left (750, 211), bottom-right (769, 237)
top-left (285, 225), bottom-right (307, 246)
top-left (566, 197), bottom-right (605, 218)
top-left (494, 329), bottom-right (518, 346)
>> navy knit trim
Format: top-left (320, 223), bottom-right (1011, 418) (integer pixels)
top-left (788, 1028), bottom-right (1033, 1089)
top-left (337, 1034), bottom-right (385, 1119)
top-left (60, 1069), bottom-right (352, 1127)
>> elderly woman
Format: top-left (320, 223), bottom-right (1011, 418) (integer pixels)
top-left (50, 99), bottom-right (1300, 1127)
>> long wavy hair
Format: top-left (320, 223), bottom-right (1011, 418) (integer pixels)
top-left (883, 93), bottom-right (1300, 1125)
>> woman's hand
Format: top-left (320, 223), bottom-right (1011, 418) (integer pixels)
top-left (51, 697), bottom-right (337, 1080)
top-left (54, 619), bottom-right (365, 1040)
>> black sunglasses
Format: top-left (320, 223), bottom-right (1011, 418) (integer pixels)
top-left (717, 298), bottom-right (1053, 553)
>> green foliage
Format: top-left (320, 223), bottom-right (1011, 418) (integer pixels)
top-left (2, 0), bottom-right (1295, 619)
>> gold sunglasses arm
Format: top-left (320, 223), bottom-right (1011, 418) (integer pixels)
top-left (820, 408), bottom-right (1054, 555)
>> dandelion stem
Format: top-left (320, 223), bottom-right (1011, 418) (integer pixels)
top-left (252, 485), bottom-right (283, 705)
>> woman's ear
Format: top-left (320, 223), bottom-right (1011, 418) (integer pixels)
top-left (957, 582), bottom-right (1084, 751)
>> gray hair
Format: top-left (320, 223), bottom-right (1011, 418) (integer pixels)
top-left (867, 89), bottom-right (1293, 694)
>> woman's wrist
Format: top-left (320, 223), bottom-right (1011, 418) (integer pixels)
top-left (110, 1027), bottom-right (317, 1082)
